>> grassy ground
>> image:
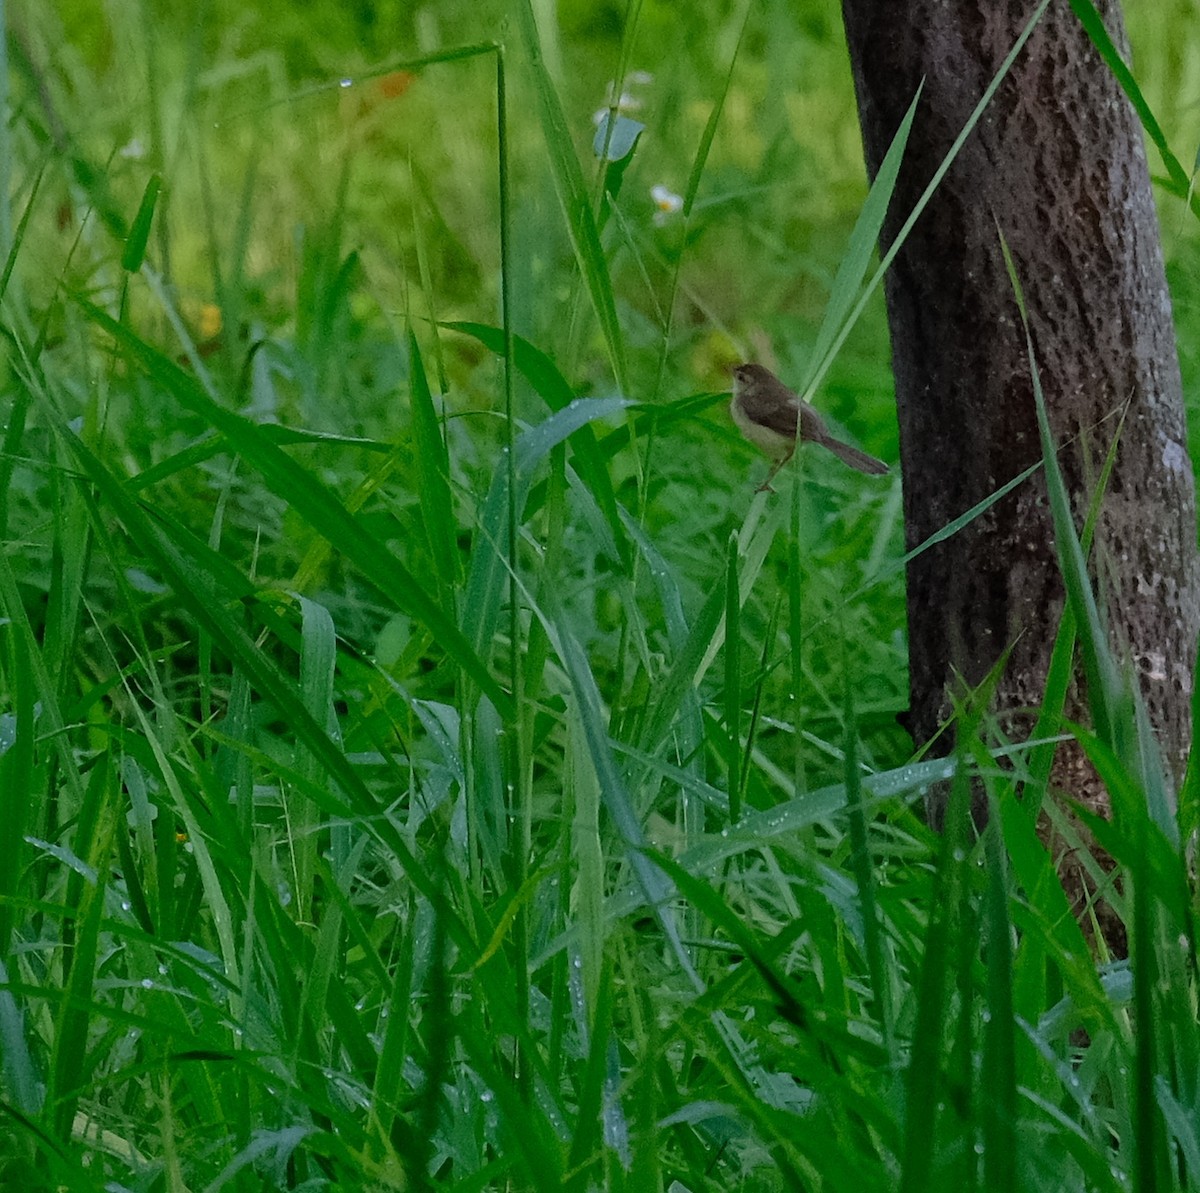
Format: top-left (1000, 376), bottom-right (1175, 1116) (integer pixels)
top-left (2, 1), bottom-right (1200, 1189)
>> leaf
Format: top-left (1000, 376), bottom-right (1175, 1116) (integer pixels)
top-left (592, 112), bottom-right (644, 162)
top-left (121, 172), bottom-right (162, 273)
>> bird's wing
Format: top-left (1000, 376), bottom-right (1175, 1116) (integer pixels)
top-left (740, 389), bottom-right (799, 438)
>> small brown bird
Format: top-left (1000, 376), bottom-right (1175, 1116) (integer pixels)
top-left (730, 362), bottom-right (888, 491)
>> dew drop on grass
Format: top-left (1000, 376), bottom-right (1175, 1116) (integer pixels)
top-left (141, 978), bottom-right (154, 990)
top-left (339, 78), bottom-right (353, 89)
top-left (480, 1089), bottom-right (494, 1103)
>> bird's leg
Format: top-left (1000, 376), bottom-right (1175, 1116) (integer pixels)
top-left (756, 449), bottom-right (793, 492)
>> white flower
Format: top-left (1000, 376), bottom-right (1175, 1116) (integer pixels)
top-left (593, 72), bottom-right (652, 124)
top-left (651, 184), bottom-right (683, 224)
top-left (594, 93), bottom-right (640, 125)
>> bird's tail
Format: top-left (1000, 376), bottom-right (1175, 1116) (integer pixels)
top-left (820, 436), bottom-right (889, 476)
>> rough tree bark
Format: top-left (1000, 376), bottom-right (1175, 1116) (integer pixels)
top-left (839, 1), bottom-right (1200, 845)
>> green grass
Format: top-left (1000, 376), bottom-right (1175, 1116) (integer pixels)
top-left (1, 1), bottom-right (1200, 1189)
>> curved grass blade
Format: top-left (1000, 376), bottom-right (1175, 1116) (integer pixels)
top-left (997, 236), bottom-right (1123, 752)
top-left (513, 0), bottom-right (627, 391)
top-left (801, 0), bottom-right (1051, 406)
top-left (446, 320), bottom-right (629, 567)
top-left (52, 427), bottom-right (479, 955)
top-left (1067, 0), bottom-right (1193, 203)
top-left (462, 396), bottom-right (630, 657)
top-left (804, 87), bottom-right (921, 393)
top-left (128, 424), bottom-right (391, 492)
top-left (73, 295), bottom-right (510, 718)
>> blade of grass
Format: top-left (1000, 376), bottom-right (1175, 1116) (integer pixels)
top-left (46, 760), bottom-right (118, 1138)
top-left (214, 43), bottom-right (503, 127)
top-left (1067, 0), bottom-right (1194, 205)
top-left (444, 319), bottom-right (629, 568)
top-left (0, 158), bottom-right (43, 306)
top-left (647, 847), bottom-right (893, 1095)
top-left (368, 896), bottom-right (416, 1157)
top-left (462, 395), bottom-right (629, 659)
top-left (127, 424), bottom-right (391, 492)
top-left (120, 172), bottom-right (162, 273)
top-left (648, 0), bottom-right (750, 398)
top-left (981, 810), bottom-right (1017, 1191)
top-left (74, 295), bottom-right (512, 718)
top-left (549, 609), bottom-right (698, 988)
top-left (724, 535), bottom-right (742, 825)
top-left (0, 595), bottom-right (34, 957)
top-left (842, 676), bottom-right (894, 1052)
top-left (997, 233), bottom-right (1123, 750)
top-left (456, 1016), bottom-right (565, 1191)
top-left (798, 0), bottom-right (1052, 406)
top-left (51, 424), bottom-right (478, 955)
top-left (294, 594), bottom-right (339, 915)
top-left (1022, 411), bottom-right (1123, 816)
top-left (407, 329), bottom-right (460, 598)
top-left (1179, 635), bottom-right (1200, 852)
top-left (1000, 236), bottom-right (1176, 1191)
top-left (513, 0), bottom-right (627, 391)
top-left (565, 957), bottom-right (614, 1186)
top-left (803, 86), bottom-right (922, 394)
top-left (899, 736), bottom-right (973, 1193)
top-left (567, 709), bottom-right (605, 1015)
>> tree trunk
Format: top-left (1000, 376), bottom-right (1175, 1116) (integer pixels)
top-left (840, 0), bottom-right (1199, 830)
